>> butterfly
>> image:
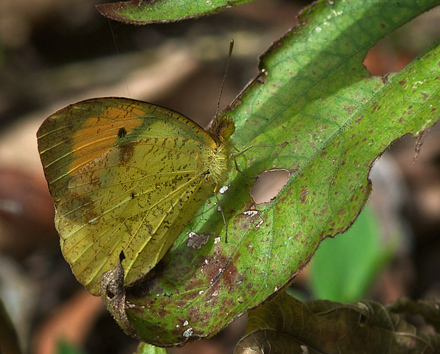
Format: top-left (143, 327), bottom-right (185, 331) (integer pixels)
top-left (37, 97), bottom-right (234, 296)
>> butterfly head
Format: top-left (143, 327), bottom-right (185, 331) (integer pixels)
top-left (207, 116), bottom-right (235, 144)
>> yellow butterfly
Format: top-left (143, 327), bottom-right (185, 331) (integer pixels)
top-left (37, 97), bottom-right (234, 296)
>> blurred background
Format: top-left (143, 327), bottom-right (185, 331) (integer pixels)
top-left (0, 0), bottom-right (440, 353)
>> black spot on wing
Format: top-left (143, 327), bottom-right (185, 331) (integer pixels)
top-left (118, 127), bottom-right (127, 139)
top-left (119, 250), bottom-right (126, 262)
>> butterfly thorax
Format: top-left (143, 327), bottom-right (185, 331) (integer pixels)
top-left (200, 142), bottom-right (231, 187)
top-left (203, 115), bottom-right (235, 186)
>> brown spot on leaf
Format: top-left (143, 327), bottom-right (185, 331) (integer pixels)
top-left (186, 232), bottom-right (210, 249)
top-left (421, 92), bottom-right (429, 101)
top-left (300, 189), bottom-right (309, 203)
top-left (221, 261), bottom-right (238, 287)
top-left (371, 102), bottom-right (380, 114)
top-left (399, 78), bottom-right (408, 86)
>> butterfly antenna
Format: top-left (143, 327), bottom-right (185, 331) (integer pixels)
top-left (215, 39), bottom-right (234, 118)
top-left (107, 19), bottom-right (131, 97)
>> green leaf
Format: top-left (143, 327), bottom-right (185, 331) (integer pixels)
top-left (236, 291), bottom-right (440, 353)
top-left (120, 0), bottom-right (440, 346)
top-left (309, 204), bottom-right (395, 303)
top-left (136, 342), bottom-right (169, 354)
top-left (56, 340), bottom-right (86, 354)
top-left (96, 0), bottom-right (255, 25)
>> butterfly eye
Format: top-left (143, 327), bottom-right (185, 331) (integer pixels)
top-left (118, 127), bottom-right (128, 139)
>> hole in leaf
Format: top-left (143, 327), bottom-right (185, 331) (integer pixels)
top-left (250, 169), bottom-right (290, 204)
top-left (363, 7), bottom-right (440, 77)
